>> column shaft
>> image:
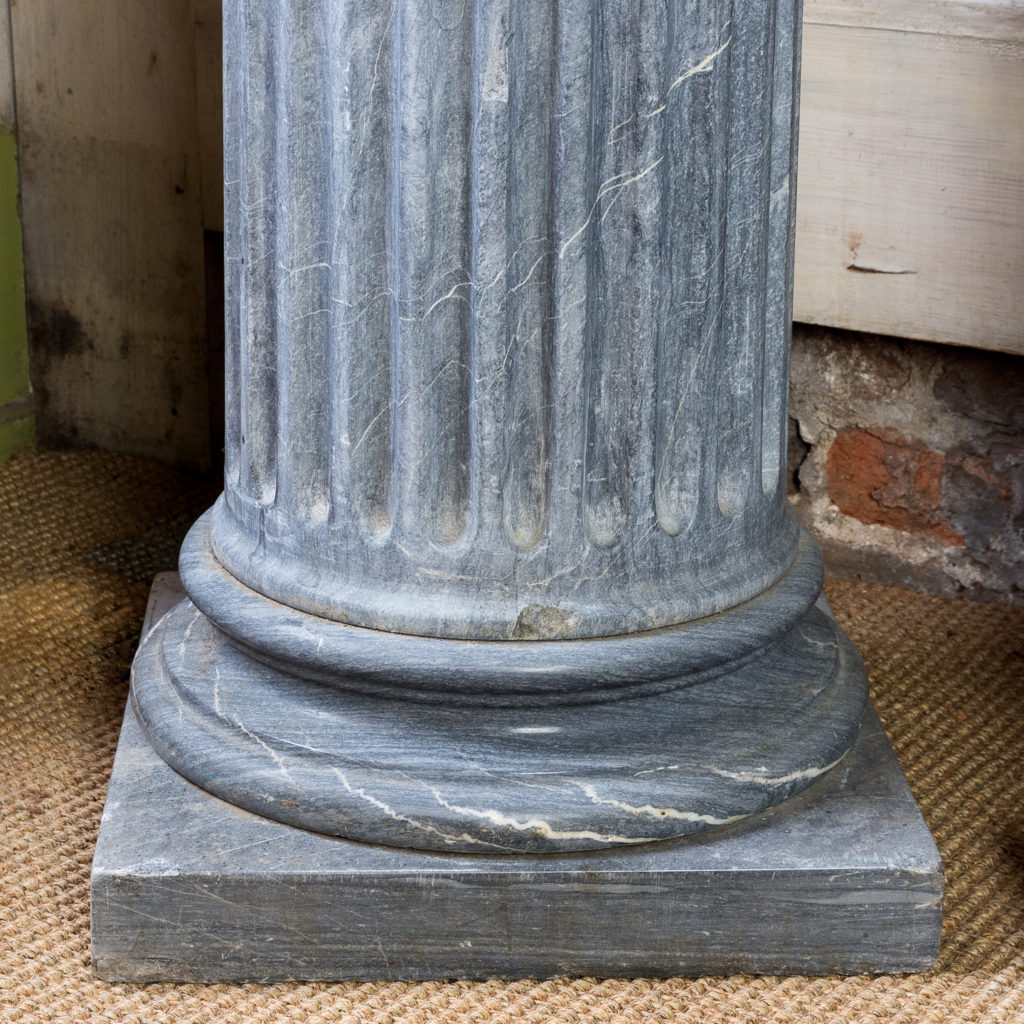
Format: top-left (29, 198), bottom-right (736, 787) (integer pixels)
top-left (214, 0), bottom-right (801, 641)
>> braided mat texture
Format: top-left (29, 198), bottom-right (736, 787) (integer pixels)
top-left (2, 447), bottom-right (1024, 1023)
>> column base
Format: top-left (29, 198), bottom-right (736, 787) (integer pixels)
top-left (92, 575), bottom-right (941, 981)
top-left (132, 526), bottom-right (869, 853)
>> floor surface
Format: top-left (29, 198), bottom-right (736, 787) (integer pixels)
top-left (2, 447), bottom-right (1023, 1022)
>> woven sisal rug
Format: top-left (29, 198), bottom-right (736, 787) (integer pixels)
top-left (2, 447), bottom-right (1023, 1023)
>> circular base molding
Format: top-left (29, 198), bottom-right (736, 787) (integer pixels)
top-left (132, 571), bottom-right (868, 854)
top-left (179, 512), bottom-right (826, 708)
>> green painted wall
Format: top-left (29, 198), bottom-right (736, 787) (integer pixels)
top-left (0, 128), bottom-right (31, 461)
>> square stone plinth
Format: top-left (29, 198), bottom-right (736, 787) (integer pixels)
top-left (91, 575), bottom-right (942, 982)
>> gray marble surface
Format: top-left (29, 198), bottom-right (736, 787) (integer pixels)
top-left (135, 536), bottom-right (867, 852)
top-left (93, 578), bottom-right (940, 982)
top-left (90, 0), bottom-right (944, 980)
top-left (180, 511), bottom-right (826, 706)
top-left (217, 0), bottom-right (803, 642)
top-left (125, 0), bottom-right (873, 860)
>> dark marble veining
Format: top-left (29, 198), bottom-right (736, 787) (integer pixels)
top-left (134, 569), bottom-right (867, 853)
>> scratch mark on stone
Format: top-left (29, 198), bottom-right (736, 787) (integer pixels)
top-left (571, 781), bottom-right (748, 826)
top-left (291, 307), bottom-right (330, 323)
top-left (666, 34), bottom-right (733, 97)
top-left (416, 567), bottom-right (475, 580)
top-left (634, 763), bottom-right (680, 777)
top-left (330, 768), bottom-right (516, 851)
top-left (176, 607), bottom-right (202, 678)
top-left (559, 159), bottom-right (665, 257)
top-left (418, 280), bottom-right (472, 320)
top-left (348, 402), bottom-right (392, 457)
top-left (235, 719), bottom-right (296, 785)
top-left (216, 834), bottom-right (288, 857)
top-left (448, 751), bottom-right (563, 794)
top-left (522, 559), bottom-right (584, 589)
top-left (606, 112), bottom-right (634, 143)
top-left (599, 158), bottom-right (665, 224)
top-left (707, 754), bottom-right (846, 786)
top-left (798, 627), bottom-right (840, 651)
top-left (375, 932), bottom-right (392, 974)
top-left (278, 260), bottom-right (331, 276)
top-left (507, 251), bottom-right (551, 295)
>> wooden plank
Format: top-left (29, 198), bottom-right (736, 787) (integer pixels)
top-left (806, 0), bottom-right (1024, 42)
top-left (11, 0), bottom-right (211, 468)
top-left (794, 18), bottom-right (1024, 355)
top-left (194, 0), bottom-right (223, 231)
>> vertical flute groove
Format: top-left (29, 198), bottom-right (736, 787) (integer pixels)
top-left (388, 1), bottom-right (410, 544)
top-left (583, 2), bottom-right (671, 549)
top-left (279, 0), bottom-right (331, 524)
top-left (582, 4), bottom-right (630, 550)
top-left (336, 1), bottom-right (395, 539)
top-left (468, 0), bottom-right (510, 545)
top-left (240, 0), bottom-right (279, 507)
top-left (717, 0), bottom-right (772, 519)
top-left (548, 0), bottom-right (593, 556)
top-left (463, 0), bottom-right (484, 552)
top-left (624, 0), bottom-right (666, 548)
top-left (501, 1), bottom-right (556, 552)
top-left (385, 1), bottom-right (404, 542)
top-left (392, 0), bottom-right (473, 548)
top-left (751, 0), bottom-right (777, 506)
top-left (428, 1), bottom-right (473, 547)
top-left (223, 0), bottom-right (243, 494)
top-left (655, 0), bottom-right (731, 538)
top-left (764, 0), bottom-right (802, 499)
top-left (761, 0), bottom-right (796, 498)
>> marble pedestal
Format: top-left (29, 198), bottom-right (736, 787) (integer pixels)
top-left (92, 0), bottom-right (943, 979)
top-left (91, 576), bottom-right (942, 982)
top-left (118, 0), bottom-right (879, 858)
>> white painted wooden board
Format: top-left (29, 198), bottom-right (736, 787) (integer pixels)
top-left (10, 0), bottom-right (211, 467)
top-left (794, 0), bottom-right (1024, 355)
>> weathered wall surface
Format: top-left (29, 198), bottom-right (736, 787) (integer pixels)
top-left (10, 1), bottom-right (211, 470)
top-left (0, 0), bottom-right (32, 462)
top-left (789, 327), bottom-right (1024, 602)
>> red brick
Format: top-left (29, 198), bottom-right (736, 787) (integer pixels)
top-left (826, 428), bottom-right (964, 546)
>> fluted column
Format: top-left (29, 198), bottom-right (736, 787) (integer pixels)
top-left (131, 0), bottom-right (868, 853)
top-left (215, 0), bottom-right (799, 640)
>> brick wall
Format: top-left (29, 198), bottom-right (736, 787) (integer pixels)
top-left (789, 327), bottom-right (1024, 603)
